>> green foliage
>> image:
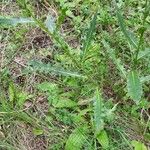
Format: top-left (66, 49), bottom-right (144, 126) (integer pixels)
top-left (45, 15), bottom-right (56, 33)
top-left (102, 40), bottom-right (127, 79)
top-left (17, 92), bottom-right (32, 108)
top-left (94, 89), bottom-right (105, 134)
top-left (93, 88), bottom-right (116, 148)
top-left (0, 0), bottom-right (150, 149)
top-left (54, 99), bottom-right (77, 108)
top-left (33, 128), bottom-right (44, 136)
top-left (65, 126), bottom-right (88, 150)
top-left (137, 48), bottom-right (150, 60)
top-left (81, 12), bottom-right (98, 61)
top-left (116, 10), bottom-right (138, 49)
top-left (8, 82), bottom-right (15, 102)
top-left (37, 82), bottom-right (77, 108)
top-left (131, 140), bottom-right (147, 150)
top-left (127, 71), bottom-right (143, 103)
top-left (37, 82), bottom-right (58, 92)
top-left (28, 60), bottom-right (85, 78)
top-left (97, 130), bottom-right (109, 149)
top-left (140, 75), bottom-right (150, 83)
top-left (0, 17), bottom-right (34, 27)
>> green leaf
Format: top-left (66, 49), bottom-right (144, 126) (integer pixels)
top-left (102, 40), bottom-right (127, 78)
top-left (56, 8), bottom-right (67, 29)
top-left (17, 92), bottom-right (32, 108)
top-left (137, 48), bottom-right (150, 60)
top-left (140, 75), bottom-right (150, 83)
top-left (33, 128), bottom-right (44, 136)
top-left (131, 140), bottom-right (147, 150)
top-left (116, 10), bottom-right (138, 49)
top-left (37, 82), bottom-right (58, 92)
top-left (37, 82), bottom-right (59, 106)
top-left (94, 88), bottom-right (105, 135)
top-left (105, 103), bottom-right (118, 122)
top-left (97, 130), bottom-right (109, 149)
top-left (127, 71), bottom-right (143, 103)
top-left (144, 133), bottom-right (150, 141)
top-left (54, 98), bottom-right (77, 108)
top-left (28, 60), bottom-right (85, 78)
top-left (0, 17), bottom-right (34, 27)
top-left (81, 12), bottom-right (98, 61)
top-left (8, 82), bottom-right (15, 102)
top-left (65, 126), bottom-right (88, 150)
top-left (45, 15), bottom-right (56, 33)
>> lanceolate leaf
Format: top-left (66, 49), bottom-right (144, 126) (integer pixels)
top-left (94, 88), bottom-right (105, 135)
top-left (65, 126), bottom-right (88, 150)
top-left (28, 60), bottom-right (85, 78)
top-left (116, 10), bottom-right (138, 49)
top-left (8, 82), bottom-right (15, 102)
top-left (94, 89), bottom-right (110, 148)
top-left (0, 17), bottom-right (34, 27)
top-left (127, 71), bottom-right (143, 103)
top-left (97, 130), bottom-right (109, 149)
top-left (81, 12), bottom-right (98, 61)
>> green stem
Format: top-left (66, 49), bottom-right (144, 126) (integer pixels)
top-left (134, 0), bottom-right (149, 68)
top-left (134, 30), bottom-right (144, 68)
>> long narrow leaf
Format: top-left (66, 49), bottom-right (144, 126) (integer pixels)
top-left (94, 88), bottom-right (105, 135)
top-left (81, 12), bottom-right (98, 61)
top-left (28, 60), bottom-right (85, 78)
top-left (127, 70), bottom-right (143, 103)
top-left (117, 10), bottom-right (138, 49)
top-left (0, 17), bottom-right (34, 26)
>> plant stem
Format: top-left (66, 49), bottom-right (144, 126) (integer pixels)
top-left (134, 29), bottom-right (144, 68)
top-left (134, 0), bottom-right (149, 68)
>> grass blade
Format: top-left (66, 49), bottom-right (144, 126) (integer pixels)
top-left (127, 70), bottom-right (143, 103)
top-left (116, 10), bottom-right (138, 49)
